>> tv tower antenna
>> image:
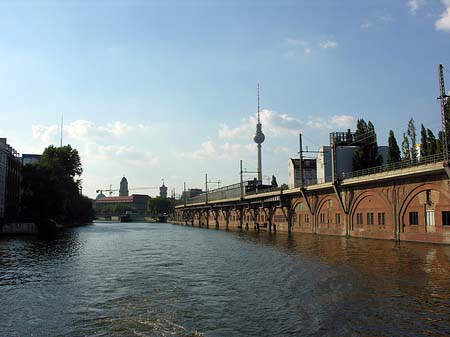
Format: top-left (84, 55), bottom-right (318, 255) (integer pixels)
top-left (253, 83), bottom-right (265, 182)
top-left (60, 115), bottom-right (63, 147)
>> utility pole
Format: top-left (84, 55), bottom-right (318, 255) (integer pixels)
top-left (240, 160), bottom-right (244, 200)
top-left (299, 133), bottom-right (304, 188)
top-left (205, 173), bottom-right (208, 204)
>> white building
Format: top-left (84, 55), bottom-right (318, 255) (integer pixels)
top-left (316, 146), bottom-right (388, 183)
top-left (288, 158), bottom-right (317, 188)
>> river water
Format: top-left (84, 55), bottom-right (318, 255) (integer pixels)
top-left (1, 222), bottom-right (450, 337)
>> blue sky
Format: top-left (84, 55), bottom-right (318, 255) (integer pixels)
top-left (1, 0), bottom-right (450, 198)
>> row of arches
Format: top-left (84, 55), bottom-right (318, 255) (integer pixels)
top-left (175, 181), bottom-right (450, 243)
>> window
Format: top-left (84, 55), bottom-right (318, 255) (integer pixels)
top-left (409, 212), bottom-right (418, 225)
top-left (378, 212), bottom-right (385, 225)
top-left (442, 211), bottom-right (450, 226)
top-left (356, 213), bottom-right (363, 225)
top-left (367, 212), bottom-right (374, 225)
top-left (335, 213), bottom-right (341, 225)
top-left (305, 214), bottom-right (309, 223)
top-left (320, 213), bottom-right (325, 224)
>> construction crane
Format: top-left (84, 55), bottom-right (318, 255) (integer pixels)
top-left (438, 64), bottom-right (450, 165)
top-left (96, 186), bottom-right (158, 197)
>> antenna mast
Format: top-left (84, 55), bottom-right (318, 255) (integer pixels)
top-left (60, 116), bottom-right (63, 147)
top-left (439, 64), bottom-right (449, 164)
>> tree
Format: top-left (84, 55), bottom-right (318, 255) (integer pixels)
top-left (148, 197), bottom-right (173, 217)
top-left (407, 118), bottom-right (417, 161)
top-left (352, 119), bottom-right (383, 171)
top-left (40, 145), bottom-right (82, 178)
top-left (387, 130), bottom-right (401, 164)
top-left (271, 175), bottom-right (278, 187)
top-left (20, 145), bottom-right (94, 230)
top-left (427, 129), bottom-right (437, 155)
top-left (402, 132), bottom-right (410, 160)
top-left (420, 124), bottom-right (428, 157)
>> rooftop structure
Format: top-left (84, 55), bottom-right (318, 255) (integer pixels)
top-left (119, 176), bottom-right (129, 196)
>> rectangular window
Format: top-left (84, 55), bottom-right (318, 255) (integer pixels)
top-left (335, 213), bottom-right (341, 225)
top-left (426, 210), bottom-right (435, 227)
top-left (378, 212), bottom-right (385, 225)
top-left (305, 214), bottom-right (309, 223)
top-left (367, 212), bottom-right (374, 225)
top-left (320, 213), bottom-right (325, 224)
top-left (409, 212), bottom-right (418, 225)
top-left (443, 211), bottom-right (450, 226)
top-left (356, 213), bottom-right (363, 225)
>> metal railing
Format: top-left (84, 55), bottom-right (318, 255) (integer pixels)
top-left (340, 152), bottom-right (445, 180)
top-left (182, 152), bottom-right (446, 206)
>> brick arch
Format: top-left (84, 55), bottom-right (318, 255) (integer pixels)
top-left (314, 195), bottom-right (340, 230)
top-left (398, 182), bottom-right (448, 218)
top-left (398, 182), bottom-right (450, 231)
top-left (349, 190), bottom-right (393, 235)
top-left (349, 190), bottom-right (391, 219)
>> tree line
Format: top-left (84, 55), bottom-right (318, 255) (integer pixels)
top-left (20, 145), bottom-right (94, 231)
top-left (351, 112), bottom-right (449, 172)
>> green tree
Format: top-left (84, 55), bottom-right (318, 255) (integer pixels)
top-left (271, 175), bottom-right (278, 187)
top-left (387, 130), bottom-right (401, 164)
top-left (352, 119), bottom-right (383, 171)
top-left (420, 124), bottom-right (428, 157)
top-left (407, 118), bottom-right (417, 161)
top-left (402, 132), bottom-right (410, 160)
top-left (20, 145), bottom-right (94, 230)
top-left (40, 145), bottom-right (82, 178)
top-left (427, 129), bottom-right (438, 156)
top-left (148, 197), bottom-right (173, 216)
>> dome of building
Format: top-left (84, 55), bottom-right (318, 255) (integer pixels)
top-left (96, 192), bottom-right (106, 200)
top-left (119, 176), bottom-right (129, 196)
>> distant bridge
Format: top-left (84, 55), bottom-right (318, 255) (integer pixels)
top-left (175, 153), bottom-right (450, 245)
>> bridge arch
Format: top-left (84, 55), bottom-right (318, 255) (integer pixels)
top-left (398, 182), bottom-right (450, 233)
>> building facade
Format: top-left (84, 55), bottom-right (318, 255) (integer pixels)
top-left (288, 158), bottom-right (317, 188)
top-left (0, 138), bottom-right (21, 221)
top-left (316, 146), bottom-right (388, 183)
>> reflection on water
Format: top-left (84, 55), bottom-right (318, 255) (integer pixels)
top-left (1, 222), bottom-right (450, 336)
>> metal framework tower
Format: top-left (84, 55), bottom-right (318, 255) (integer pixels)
top-left (439, 64), bottom-right (449, 164)
top-left (253, 84), bottom-right (265, 182)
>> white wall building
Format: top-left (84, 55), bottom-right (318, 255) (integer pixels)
top-left (288, 158), bottom-right (317, 188)
top-left (316, 146), bottom-right (388, 183)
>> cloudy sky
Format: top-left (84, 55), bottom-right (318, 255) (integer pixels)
top-left (1, 0), bottom-right (450, 198)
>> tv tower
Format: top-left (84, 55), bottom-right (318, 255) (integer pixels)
top-left (253, 84), bottom-right (265, 182)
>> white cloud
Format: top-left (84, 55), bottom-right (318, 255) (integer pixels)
top-left (319, 40), bottom-right (338, 49)
top-left (361, 20), bottom-right (373, 29)
top-left (284, 38), bottom-right (313, 56)
top-left (219, 110), bottom-right (355, 140)
top-left (192, 140), bottom-right (217, 160)
top-left (330, 115), bottom-right (355, 128)
top-left (32, 120), bottom-right (153, 144)
top-left (361, 13), bottom-right (394, 29)
top-left (378, 14), bottom-right (394, 22)
top-left (32, 125), bottom-right (59, 144)
top-left (436, 0), bottom-right (450, 32)
top-left (408, 0), bottom-right (425, 15)
top-left (192, 140), bottom-right (256, 161)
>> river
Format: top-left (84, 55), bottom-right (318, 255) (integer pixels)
top-left (1, 222), bottom-right (450, 336)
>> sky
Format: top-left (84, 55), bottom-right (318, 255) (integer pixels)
top-left (1, 0), bottom-right (450, 198)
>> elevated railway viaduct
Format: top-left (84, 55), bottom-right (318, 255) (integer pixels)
top-left (175, 155), bottom-right (450, 244)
